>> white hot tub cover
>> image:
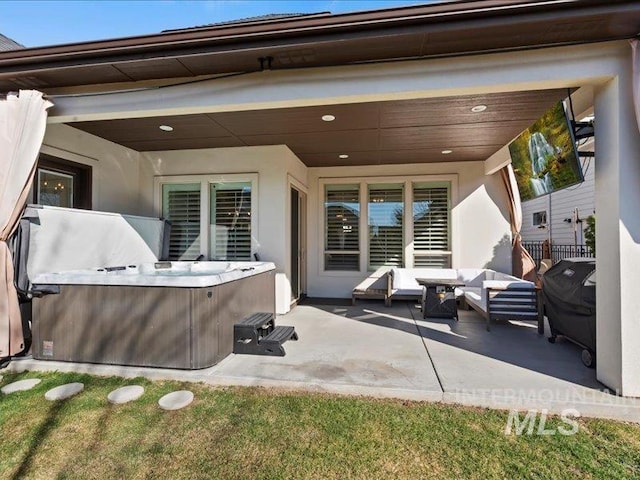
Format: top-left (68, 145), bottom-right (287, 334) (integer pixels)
top-left (25, 206), bottom-right (168, 278)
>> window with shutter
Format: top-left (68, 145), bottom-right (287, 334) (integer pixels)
top-left (368, 184), bottom-right (404, 269)
top-left (324, 184), bottom-right (360, 271)
top-left (210, 182), bottom-right (252, 260)
top-left (412, 183), bottom-right (451, 267)
top-left (162, 183), bottom-right (201, 260)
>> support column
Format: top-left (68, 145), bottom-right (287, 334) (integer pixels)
top-left (594, 56), bottom-right (640, 396)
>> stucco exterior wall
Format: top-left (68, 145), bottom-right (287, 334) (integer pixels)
top-left (594, 61), bottom-right (640, 397)
top-left (41, 124), bottom-right (143, 214)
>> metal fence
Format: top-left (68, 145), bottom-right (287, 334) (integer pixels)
top-left (523, 241), bottom-right (594, 269)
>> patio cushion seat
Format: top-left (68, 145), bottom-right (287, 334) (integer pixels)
top-left (461, 286), bottom-right (485, 311)
top-left (460, 278), bottom-right (534, 314)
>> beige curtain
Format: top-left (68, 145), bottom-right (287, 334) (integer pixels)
top-left (631, 40), bottom-right (640, 134)
top-left (500, 164), bottom-right (537, 282)
top-left (0, 90), bottom-right (52, 359)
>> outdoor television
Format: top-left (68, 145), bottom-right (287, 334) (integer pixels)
top-left (508, 101), bottom-right (583, 201)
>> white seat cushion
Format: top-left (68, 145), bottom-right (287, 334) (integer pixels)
top-left (396, 287), bottom-right (424, 296)
top-left (462, 287), bottom-right (486, 312)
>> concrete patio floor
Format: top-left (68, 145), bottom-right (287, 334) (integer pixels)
top-left (7, 300), bottom-right (640, 422)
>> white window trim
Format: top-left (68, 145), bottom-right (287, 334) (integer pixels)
top-left (154, 173), bottom-right (259, 260)
top-left (318, 174), bottom-right (458, 276)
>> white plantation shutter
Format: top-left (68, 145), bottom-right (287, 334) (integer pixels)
top-left (322, 180), bottom-right (452, 272)
top-left (412, 183), bottom-right (451, 267)
top-left (210, 182), bottom-right (252, 260)
top-left (162, 183), bottom-right (201, 260)
top-left (324, 184), bottom-right (360, 271)
top-left (368, 184), bottom-right (404, 269)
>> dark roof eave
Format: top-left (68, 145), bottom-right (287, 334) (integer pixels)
top-left (0, 0), bottom-right (620, 64)
top-left (0, 0), bottom-right (638, 81)
top-left (0, 1), bottom-right (511, 61)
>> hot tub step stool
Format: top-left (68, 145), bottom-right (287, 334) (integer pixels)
top-left (233, 312), bottom-right (298, 356)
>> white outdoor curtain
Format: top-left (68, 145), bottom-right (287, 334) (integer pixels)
top-left (631, 40), bottom-right (640, 134)
top-left (500, 164), bottom-right (537, 283)
top-left (0, 90), bottom-right (52, 359)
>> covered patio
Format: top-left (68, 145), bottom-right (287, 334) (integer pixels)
top-left (1, 1), bottom-right (640, 408)
top-left (9, 301), bottom-right (640, 422)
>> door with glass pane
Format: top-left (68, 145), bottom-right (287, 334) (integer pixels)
top-left (290, 186), bottom-right (306, 302)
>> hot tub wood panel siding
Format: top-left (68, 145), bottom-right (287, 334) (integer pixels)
top-left (32, 270), bottom-right (275, 369)
top-left (33, 285), bottom-right (193, 368)
top-left (191, 271), bottom-right (275, 368)
top-left (190, 287), bottom-right (219, 368)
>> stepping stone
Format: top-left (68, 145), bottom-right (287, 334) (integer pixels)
top-left (158, 390), bottom-right (194, 411)
top-left (45, 382), bottom-right (84, 401)
top-left (1, 378), bottom-right (41, 394)
top-left (107, 385), bottom-right (144, 405)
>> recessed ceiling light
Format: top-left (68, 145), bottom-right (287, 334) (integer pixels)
top-left (159, 125), bottom-right (174, 132)
top-left (321, 114), bottom-right (336, 122)
top-left (339, 154), bottom-right (349, 159)
top-left (441, 150), bottom-right (453, 155)
top-left (471, 105), bottom-right (487, 113)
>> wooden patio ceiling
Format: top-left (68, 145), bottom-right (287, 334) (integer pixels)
top-left (68, 88), bottom-right (568, 167)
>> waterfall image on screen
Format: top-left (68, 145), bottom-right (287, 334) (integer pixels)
top-left (528, 132), bottom-right (557, 196)
top-left (508, 101), bottom-right (583, 201)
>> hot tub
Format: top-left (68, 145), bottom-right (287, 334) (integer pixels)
top-left (30, 261), bottom-right (276, 369)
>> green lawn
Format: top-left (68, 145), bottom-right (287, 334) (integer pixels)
top-left (1, 371), bottom-right (639, 479)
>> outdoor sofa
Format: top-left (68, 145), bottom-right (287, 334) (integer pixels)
top-left (353, 267), bottom-right (542, 331)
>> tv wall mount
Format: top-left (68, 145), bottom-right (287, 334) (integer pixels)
top-left (570, 120), bottom-right (594, 157)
